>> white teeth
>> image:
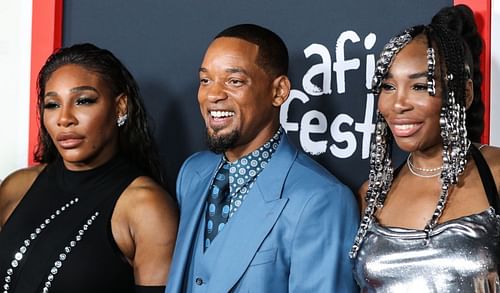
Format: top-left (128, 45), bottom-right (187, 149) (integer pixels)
top-left (394, 124), bottom-right (416, 130)
top-left (210, 111), bottom-right (235, 118)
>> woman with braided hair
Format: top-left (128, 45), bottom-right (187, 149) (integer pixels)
top-left (351, 5), bottom-right (499, 292)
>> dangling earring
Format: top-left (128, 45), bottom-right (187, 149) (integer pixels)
top-left (117, 114), bottom-right (128, 127)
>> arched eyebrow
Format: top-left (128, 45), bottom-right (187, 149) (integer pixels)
top-left (44, 86), bottom-right (99, 98)
top-left (70, 86), bottom-right (99, 93)
top-left (386, 71), bottom-right (427, 79)
top-left (408, 71), bottom-right (427, 79)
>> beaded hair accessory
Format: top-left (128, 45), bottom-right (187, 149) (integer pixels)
top-left (424, 26), bottom-right (470, 237)
top-left (423, 24), bottom-right (470, 240)
top-left (350, 25), bottom-right (471, 258)
top-left (371, 29), bottom-right (414, 95)
top-left (425, 29), bottom-right (436, 96)
top-left (350, 28), bottom-right (416, 259)
top-left (427, 48), bottom-right (436, 96)
top-left (349, 112), bottom-right (393, 258)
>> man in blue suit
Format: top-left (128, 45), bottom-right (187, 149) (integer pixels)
top-left (166, 24), bottom-right (359, 292)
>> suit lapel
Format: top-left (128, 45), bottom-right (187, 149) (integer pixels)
top-left (207, 135), bottom-right (298, 292)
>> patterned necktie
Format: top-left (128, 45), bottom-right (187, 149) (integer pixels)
top-left (204, 162), bottom-right (230, 250)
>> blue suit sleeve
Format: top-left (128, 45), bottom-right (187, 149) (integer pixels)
top-left (175, 153), bottom-right (196, 208)
top-left (175, 161), bottom-right (186, 208)
top-left (289, 184), bottom-right (359, 292)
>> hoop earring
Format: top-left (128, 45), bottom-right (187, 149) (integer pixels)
top-left (117, 114), bottom-right (128, 127)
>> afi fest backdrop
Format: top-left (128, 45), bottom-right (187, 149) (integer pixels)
top-left (1, 0), bottom-right (498, 194)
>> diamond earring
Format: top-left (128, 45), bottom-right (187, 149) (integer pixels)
top-left (117, 114), bottom-right (128, 127)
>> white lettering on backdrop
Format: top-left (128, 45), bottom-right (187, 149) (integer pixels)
top-left (281, 30), bottom-right (377, 159)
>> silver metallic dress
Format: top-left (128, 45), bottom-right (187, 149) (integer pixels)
top-left (353, 207), bottom-right (500, 292)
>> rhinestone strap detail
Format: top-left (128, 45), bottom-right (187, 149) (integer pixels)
top-left (41, 211), bottom-right (99, 293)
top-left (2, 197), bottom-right (79, 293)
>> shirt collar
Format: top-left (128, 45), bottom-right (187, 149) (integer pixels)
top-left (225, 128), bottom-right (283, 196)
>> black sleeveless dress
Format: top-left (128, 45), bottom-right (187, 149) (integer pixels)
top-left (0, 156), bottom-right (142, 293)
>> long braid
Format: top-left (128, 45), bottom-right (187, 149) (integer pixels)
top-left (432, 4), bottom-right (484, 142)
top-left (422, 25), bottom-right (470, 238)
top-left (350, 28), bottom-right (417, 258)
top-left (350, 21), bottom-right (473, 258)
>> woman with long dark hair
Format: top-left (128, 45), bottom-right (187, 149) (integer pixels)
top-left (0, 43), bottom-right (178, 293)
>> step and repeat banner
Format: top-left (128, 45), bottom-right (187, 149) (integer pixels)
top-left (1, 0), bottom-right (498, 193)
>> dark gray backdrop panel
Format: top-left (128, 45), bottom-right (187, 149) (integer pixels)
top-left (63, 0), bottom-right (451, 194)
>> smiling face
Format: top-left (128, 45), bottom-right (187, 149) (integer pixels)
top-left (43, 64), bottom-right (125, 170)
top-left (198, 37), bottom-right (288, 161)
top-left (378, 36), bottom-right (443, 154)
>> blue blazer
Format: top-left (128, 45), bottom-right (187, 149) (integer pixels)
top-left (167, 134), bottom-right (359, 292)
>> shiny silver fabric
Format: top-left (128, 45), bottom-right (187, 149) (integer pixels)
top-left (353, 207), bottom-right (500, 292)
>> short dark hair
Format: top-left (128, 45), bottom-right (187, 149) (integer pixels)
top-left (36, 43), bottom-right (163, 183)
top-left (215, 24), bottom-right (289, 78)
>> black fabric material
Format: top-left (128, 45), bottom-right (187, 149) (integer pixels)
top-left (135, 285), bottom-right (166, 293)
top-left (0, 156), bottom-right (142, 293)
top-left (392, 145), bottom-right (499, 215)
top-left (470, 144), bottom-right (500, 215)
top-left (470, 144), bottom-right (500, 276)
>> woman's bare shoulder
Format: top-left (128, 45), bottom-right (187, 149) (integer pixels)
top-left (113, 176), bottom-right (179, 285)
top-left (1, 165), bottom-right (45, 198)
top-left (478, 145), bottom-right (500, 185)
top-left (0, 165), bottom-right (46, 226)
top-left (122, 176), bottom-right (177, 208)
top-left (478, 144), bottom-right (500, 163)
top-left (115, 175), bottom-right (178, 237)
